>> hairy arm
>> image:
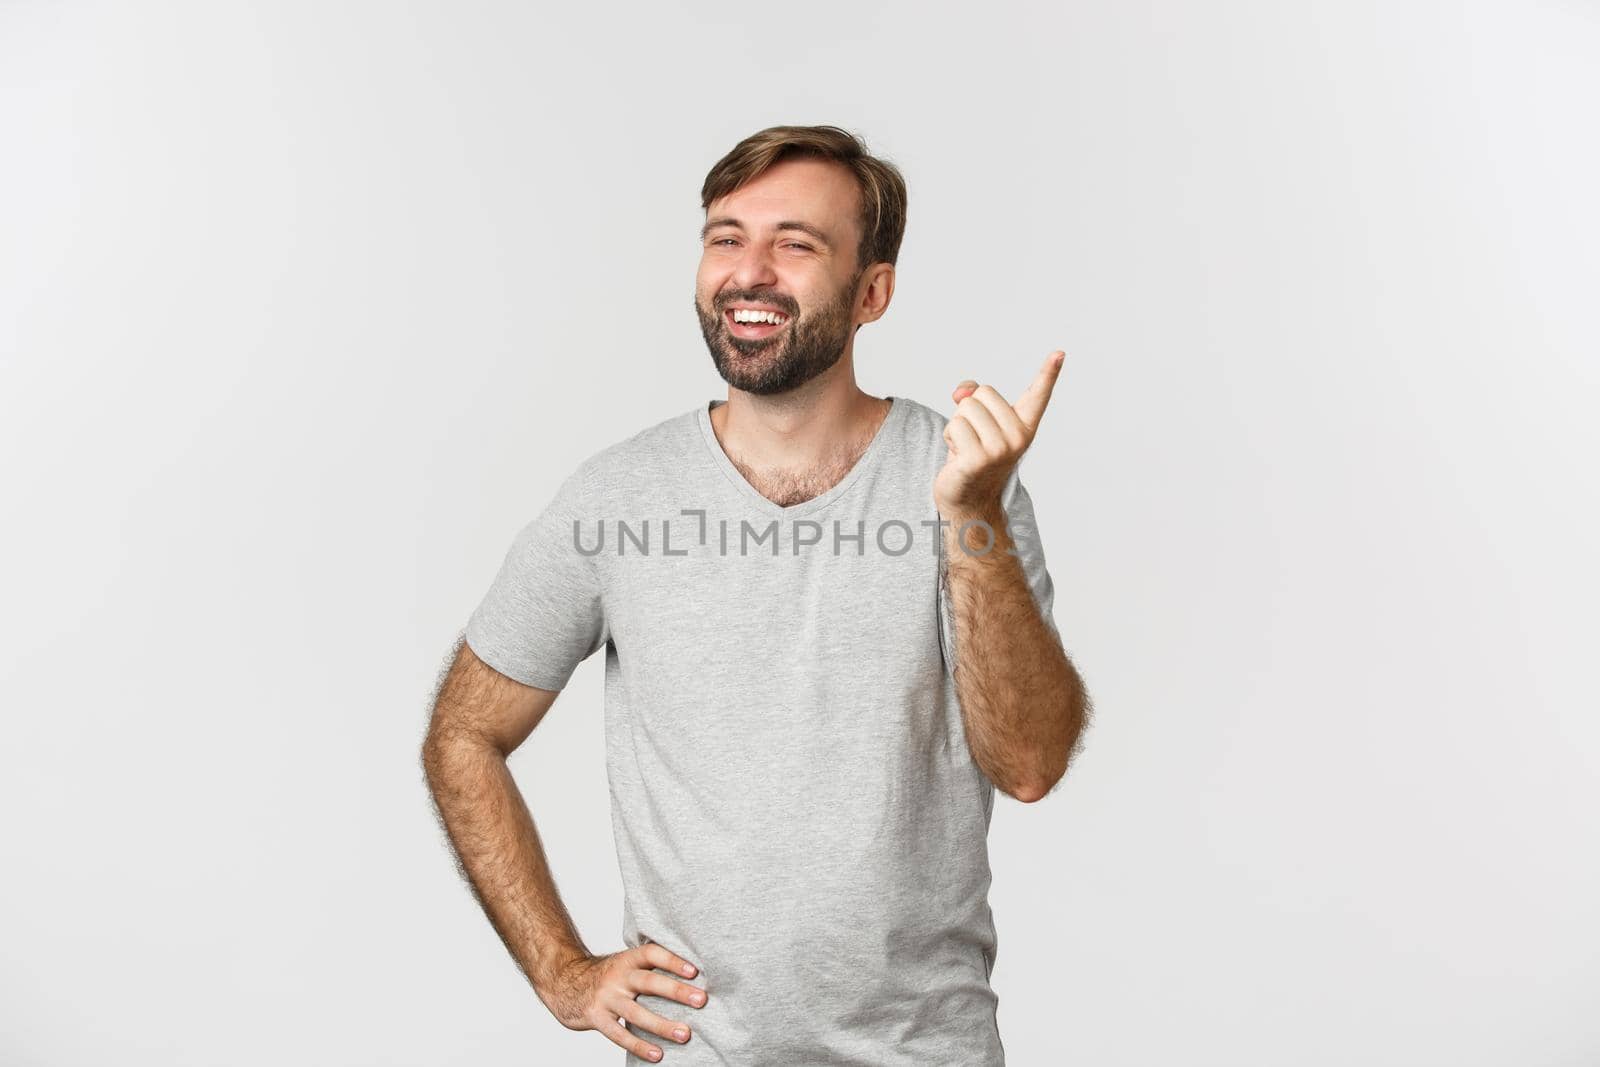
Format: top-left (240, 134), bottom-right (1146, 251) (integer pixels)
top-left (420, 638), bottom-right (590, 993)
top-left (943, 504), bottom-right (1090, 803)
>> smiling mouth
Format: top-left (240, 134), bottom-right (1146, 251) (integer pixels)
top-left (724, 308), bottom-right (790, 340)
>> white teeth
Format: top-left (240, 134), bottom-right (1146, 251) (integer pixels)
top-left (731, 308), bottom-right (787, 325)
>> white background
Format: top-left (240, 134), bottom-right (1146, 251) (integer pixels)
top-left (2, 1), bottom-right (1596, 1064)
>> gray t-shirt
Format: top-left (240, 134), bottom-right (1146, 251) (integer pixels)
top-left (464, 394), bottom-right (1057, 1065)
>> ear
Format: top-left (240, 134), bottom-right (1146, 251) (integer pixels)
top-left (855, 263), bottom-right (896, 325)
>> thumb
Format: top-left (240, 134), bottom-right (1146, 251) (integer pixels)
top-left (951, 379), bottom-right (978, 405)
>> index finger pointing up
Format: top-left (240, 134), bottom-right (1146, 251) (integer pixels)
top-left (1013, 350), bottom-right (1065, 432)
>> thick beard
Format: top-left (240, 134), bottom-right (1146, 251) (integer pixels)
top-left (696, 269), bottom-right (863, 396)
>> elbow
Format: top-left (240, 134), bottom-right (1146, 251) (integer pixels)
top-left (1013, 741), bottom-right (1083, 805)
top-left (982, 759), bottom-right (1055, 804)
top-left (1012, 781), bottom-right (1049, 804)
top-left (1012, 726), bottom-right (1080, 803)
top-left (1011, 770), bottom-right (1061, 804)
top-left (1019, 688), bottom-right (1090, 802)
top-left (419, 727), bottom-right (477, 784)
top-left (419, 734), bottom-right (448, 786)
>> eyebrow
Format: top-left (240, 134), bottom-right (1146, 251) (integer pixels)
top-left (700, 216), bottom-right (833, 250)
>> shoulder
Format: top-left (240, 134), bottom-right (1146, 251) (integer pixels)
top-left (893, 394), bottom-right (950, 436)
top-left (889, 394), bottom-right (954, 453)
top-left (562, 405), bottom-right (705, 508)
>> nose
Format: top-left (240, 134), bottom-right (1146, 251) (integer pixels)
top-left (728, 240), bottom-right (779, 292)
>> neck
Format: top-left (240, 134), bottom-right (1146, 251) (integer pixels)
top-left (709, 357), bottom-right (890, 478)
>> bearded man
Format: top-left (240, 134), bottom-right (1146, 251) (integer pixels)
top-left (424, 123), bottom-right (1091, 1065)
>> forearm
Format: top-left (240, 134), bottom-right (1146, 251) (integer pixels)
top-left (422, 733), bottom-right (590, 990)
top-left (943, 504), bottom-right (1088, 801)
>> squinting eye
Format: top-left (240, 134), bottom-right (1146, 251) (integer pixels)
top-left (712, 238), bottom-right (738, 247)
top-left (785, 244), bottom-right (813, 252)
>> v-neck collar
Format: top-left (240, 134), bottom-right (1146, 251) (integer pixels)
top-left (695, 396), bottom-right (903, 519)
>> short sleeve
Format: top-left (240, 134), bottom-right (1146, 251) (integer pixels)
top-left (464, 465), bottom-right (609, 691)
top-left (938, 465), bottom-right (1060, 676)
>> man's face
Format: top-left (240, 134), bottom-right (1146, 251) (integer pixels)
top-left (695, 158), bottom-right (868, 396)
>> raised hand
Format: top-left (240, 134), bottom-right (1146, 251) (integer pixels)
top-left (537, 943), bottom-right (708, 1062)
top-left (935, 350), bottom-right (1065, 516)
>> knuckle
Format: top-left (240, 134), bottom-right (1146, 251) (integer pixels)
top-left (602, 1016), bottom-right (655, 1060)
top-left (621, 1012), bottom-right (669, 1055)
